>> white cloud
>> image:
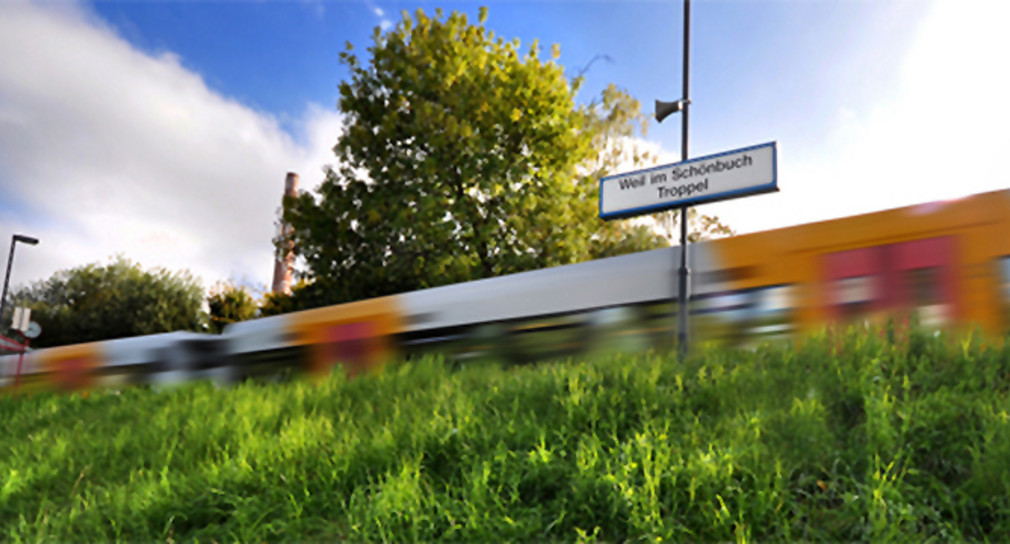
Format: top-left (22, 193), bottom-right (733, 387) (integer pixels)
top-left (363, 1), bottom-right (392, 31)
top-left (2, 0), bottom-right (1003, 304)
top-left (597, 0), bottom-right (1008, 241)
top-left (703, 0), bottom-right (1010, 234)
top-left (0, 2), bottom-right (342, 293)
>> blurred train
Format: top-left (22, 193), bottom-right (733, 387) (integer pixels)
top-left (5, 188), bottom-right (1010, 393)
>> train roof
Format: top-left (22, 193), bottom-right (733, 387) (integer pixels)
top-left (399, 243), bottom-right (726, 332)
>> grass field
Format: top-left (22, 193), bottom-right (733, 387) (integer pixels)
top-left (3, 325), bottom-right (1010, 541)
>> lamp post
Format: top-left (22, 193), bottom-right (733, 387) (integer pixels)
top-left (1, 234), bottom-right (39, 332)
top-left (655, 0), bottom-right (692, 356)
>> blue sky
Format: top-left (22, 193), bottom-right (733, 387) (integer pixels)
top-left (88, 0), bottom-right (928, 152)
top-left (1, 0), bottom-right (1007, 294)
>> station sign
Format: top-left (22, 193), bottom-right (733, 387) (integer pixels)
top-left (599, 141), bottom-right (777, 220)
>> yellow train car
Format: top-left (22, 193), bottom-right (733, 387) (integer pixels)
top-left (287, 296), bottom-right (405, 377)
top-left (712, 189), bottom-right (1010, 336)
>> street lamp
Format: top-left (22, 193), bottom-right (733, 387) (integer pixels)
top-left (1, 234), bottom-right (40, 332)
top-left (655, 0), bottom-right (692, 356)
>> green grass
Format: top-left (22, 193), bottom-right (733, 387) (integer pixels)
top-left (3, 325), bottom-right (1010, 541)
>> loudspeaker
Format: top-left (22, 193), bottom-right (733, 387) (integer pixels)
top-left (655, 99), bottom-right (687, 123)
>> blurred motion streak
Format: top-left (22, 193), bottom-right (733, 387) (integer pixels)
top-left (5, 189), bottom-right (1010, 393)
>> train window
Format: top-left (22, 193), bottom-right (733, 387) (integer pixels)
top-left (694, 291), bottom-right (753, 322)
top-left (902, 266), bottom-right (949, 327)
top-left (836, 276), bottom-right (874, 304)
top-left (688, 293), bottom-right (742, 345)
top-left (1001, 257), bottom-right (1010, 300)
top-left (905, 267), bottom-right (940, 306)
top-left (690, 291), bottom-right (753, 345)
top-left (690, 286), bottom-right (795, 345)
top-left (754, 285), bottom-right (793, 315)
top-left (748, 285), bottom-right (795, 339)
top-left (835, 276), bottom-right (874, 321)
top-left (1000, 257), bottom-right (1010, 330)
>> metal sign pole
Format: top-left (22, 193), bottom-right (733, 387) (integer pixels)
top-left (676, 0), bottom-right (691, 357)
top-left (599, 1), bottom-right (778, 357)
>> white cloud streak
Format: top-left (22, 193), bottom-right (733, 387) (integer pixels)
top-left (0, 2), bottom-right (342, 293)
top-left (702, 0), bottom-right (1010, 234)
top-left (364, 1), bottom-right (393, 31)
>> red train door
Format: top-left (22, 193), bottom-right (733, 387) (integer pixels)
top-left (824, 246), bottom-right (886, 322)
top-left (889, 237), bottom-right (956, 326)
top-left (823, 236), bottom-right (957, 325)
top-left (313, 321), bottom-right (380, 377)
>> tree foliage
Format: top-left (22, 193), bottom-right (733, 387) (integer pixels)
top-left (281, 7), bottom-right (671, 308)
top-left (259, 289), bottom-right (299, 318)
top-left (657, 207), bottom-right (736, 244)
top-left (8, 257), bottom-right (206, 348)
top-left (258, 280), bottom-right (331, 317)
top-left (576, 83), bottom-right (735, 251)
top-left (207, 282), bottom-right (258, 334)
top-left (576, 83), bottom-right (678, 258)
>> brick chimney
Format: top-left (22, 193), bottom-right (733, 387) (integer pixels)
top-left (271, 172), bottom-right (299, 295)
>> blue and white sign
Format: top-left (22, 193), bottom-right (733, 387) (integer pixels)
top-left (599, 141), bottom-right (777, 220)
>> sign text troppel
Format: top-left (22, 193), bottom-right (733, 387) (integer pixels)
top-left (599, 141), bottom-right (777, 220)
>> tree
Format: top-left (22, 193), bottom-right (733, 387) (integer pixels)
top-left (259, 289), bottom-right (299, 318)
top-left (207, 282), bottom-right (258, 333)
top-left (8, 257), bottom-right (206, 348)
top-left (576, 83), bottom-right (734, 250)
top-left (258, 279), bottom-right (334, 317)
top-left (575, 82), bottom-right (675, 258)
top-left (281, 7), bottom-right (670, 308)
top-left (657, 208), bottom-right (736, 244)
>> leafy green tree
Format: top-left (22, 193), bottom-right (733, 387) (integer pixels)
top-left (258, 290), bottom-right (297, 318)
top-left (281, 7), bottom-right (674, 307)
top-left (207, 282), bottom-right (258, 333)
top-left (8, 257), bottom-right (206, 348)
top-left (258, 280), bottom-right (334, 317)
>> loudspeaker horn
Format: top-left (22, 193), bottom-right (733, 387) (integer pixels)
top-left (654, 99), bottom-right (688, 123)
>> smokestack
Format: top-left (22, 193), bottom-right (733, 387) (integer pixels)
top-left (272, 172), bottom-right (299, 295)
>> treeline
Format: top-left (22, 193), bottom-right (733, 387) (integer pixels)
top-left (4, 257), bottom-right (263, 348)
